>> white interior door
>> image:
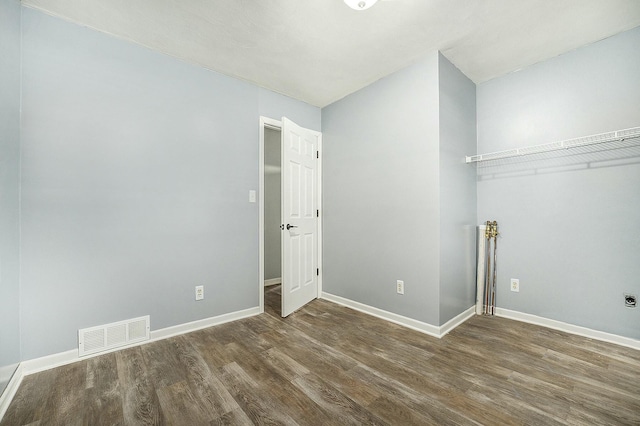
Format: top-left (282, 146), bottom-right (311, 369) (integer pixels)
top-left (281, 117), bottom-right (320, 317)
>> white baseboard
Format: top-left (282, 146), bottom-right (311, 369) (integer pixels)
top-left (0, 363), bottom-right (23, 422)
top-left (264, 278), bottom-right (282, 287)
top-left (150, 306), bottom-right (260, 341)
top-left (0, 306), bottom-right (261, 419)
top-left (319, 293), bottom-right (639, 351)
top-left (0, 363), bottom-right (18, 391)
top-left (495, 308), bottom-right (640, 351)
top-left (321, 292), bottom-right (474, 338)
top-left (21, 349), bottom-right (79, 376)
top-left (440, 306), bottom-right (477, 337)
top-left (20, 306), bottom-right (261, 377)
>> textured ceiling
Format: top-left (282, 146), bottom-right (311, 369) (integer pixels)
top-left (22, 0), bottom-right (640, 107)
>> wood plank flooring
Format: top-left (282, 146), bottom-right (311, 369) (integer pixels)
top-left (2, 285), bottom-right (639, 425)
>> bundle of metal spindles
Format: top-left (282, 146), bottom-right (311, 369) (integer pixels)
top-left (483, 221), bottom-right (499, 315)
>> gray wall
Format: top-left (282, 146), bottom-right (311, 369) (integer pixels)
top-left (437, 53), bottom-right (477, 324)
top-left (323, 53), bottom-right (478, 327)
top-left (19, 7), bottom-right (320, 359)
top-left (322, 53), bottom-right (443, 325)
top-left (259, 88), bottom-right (320, 132)
top-left (477, 26), bottom-right (640, 339)
top-left (264, 128), bottom-right (281, 281)
top-left (0, 0), bottom-right (22, 392)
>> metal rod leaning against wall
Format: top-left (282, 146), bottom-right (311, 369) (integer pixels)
top-left (483, 221), bottom-right (499, 315)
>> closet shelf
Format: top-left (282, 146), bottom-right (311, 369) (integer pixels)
top-left (466, 126), bottom-right (640, 164)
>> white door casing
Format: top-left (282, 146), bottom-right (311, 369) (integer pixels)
top-left (281, 117), bottom-right (320, 317)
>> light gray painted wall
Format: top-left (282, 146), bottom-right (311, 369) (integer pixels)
top-left (264, 128), bottom-right (281, 281)
top-left (322, 53), bottom-right (442, 325)
top-left (19, 7), bottom-right (320, 359)
top-left (477, 26), bottom-right (640, 339)
top-left (0, 0), bottom-right (22, 392)
top-left (258, 88), bottom-right (320, 132)
top-left (437, 53), bottom-right (477, 324)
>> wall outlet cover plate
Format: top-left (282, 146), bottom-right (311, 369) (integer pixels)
top-left (510, 278), bottom-right (519, 292)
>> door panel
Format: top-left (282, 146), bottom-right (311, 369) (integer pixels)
top-left (281, 117), bottom-right (319, 317)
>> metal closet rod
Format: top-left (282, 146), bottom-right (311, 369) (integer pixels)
top-left (466, 126), bottom-right (640, 164)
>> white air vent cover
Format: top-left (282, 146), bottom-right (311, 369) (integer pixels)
top-left (78, 315), bottom-right (150, 357)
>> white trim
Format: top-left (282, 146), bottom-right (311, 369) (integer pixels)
top-left (440, 306), bottom-right (476, 337)
top-left (495, 308), bottom-right (640, 351)
top-left (264, 277), bottom-right (282, 287)
top-left (0, 364), bottom-right (23, 422)
top-left (321, 292), bottom-right (474, 338)
top-left (20, 306), bottom-right (261, 377)
top-left (261, 117), bottom-right (282, 130)
top-left (316, 133), bottom-right (323, 298)
top-left (149, 307), bottom-right (260, 341)
top-left (0, 364), bottom-right (18, 390)
top-left (21, 349), bottom-right (78, 376)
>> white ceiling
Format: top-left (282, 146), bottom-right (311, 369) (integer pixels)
top-left (22, 0), bottom-right (640, 107)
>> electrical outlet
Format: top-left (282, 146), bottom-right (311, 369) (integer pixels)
top-left (195, 285), bottom-right (204, 301)
top-left (510, 278), bottom-right (519, 292)
top-left (396, 280), bottom-right (404, 295)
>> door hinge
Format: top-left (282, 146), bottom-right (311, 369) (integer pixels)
top-left (317, 268), bottom-right (319, 276)
top-left (316, 209), bottom-right (319, 217)
top-left (316, 151), bottom-right (319, 159)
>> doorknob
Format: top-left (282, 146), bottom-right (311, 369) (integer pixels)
top-left (286, 224), bottom-right (297, 230)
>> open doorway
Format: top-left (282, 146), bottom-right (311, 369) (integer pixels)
top-left (263, 126), bottom-right (283, 315)
top-left (259, 116), bottom-right (322, 317)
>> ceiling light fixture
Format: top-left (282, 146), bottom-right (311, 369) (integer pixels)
top-left (344, 0), bottom-right (378, 11)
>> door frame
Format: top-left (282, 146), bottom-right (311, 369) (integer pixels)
top-left (259, 116), bottom-right (323, 313)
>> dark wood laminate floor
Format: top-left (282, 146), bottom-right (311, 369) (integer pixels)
top-left (3, 285), bottom-right (640, 425)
